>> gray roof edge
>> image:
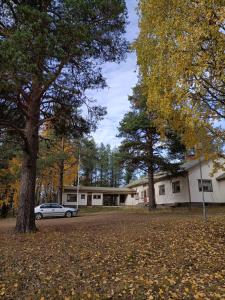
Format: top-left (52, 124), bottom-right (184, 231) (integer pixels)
top-left (216, 173), bottom-right (225, 181)
top-left (64, 185), bottom-right (136, 193)
top-left (126, 161), bottom-right (201, 188)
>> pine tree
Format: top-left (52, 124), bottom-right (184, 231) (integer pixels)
top-left (0, 1), bottom-right (128, 232)
top-left (118, 84), bottom-right (186, 208)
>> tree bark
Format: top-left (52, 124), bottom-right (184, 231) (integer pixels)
top-left (147, 129), bottom-right (156, 210)
top-left (58, 137), bottom-right (64, 205)
top-left (15, 97), bottom-right (40, 233)
top-left (148, 166), bottom-right (156, 209)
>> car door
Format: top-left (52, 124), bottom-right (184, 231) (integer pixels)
top-left (40, 204), bottom-right (52, 217)
top-left (51, 204), bottom-right (64, 216)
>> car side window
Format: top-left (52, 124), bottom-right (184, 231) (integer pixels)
top-left (52, 204), bottom-right (62, 208)
top-left (40, 204), bottom-right (52, 209)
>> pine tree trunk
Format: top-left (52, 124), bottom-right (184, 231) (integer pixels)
top-left (147, 129), bottom-right (156, 210)
top-left (58, 137), bottom-right (64, 205)
top-left (15, 98), bottom-right (40, 233)
top-left (58, 161), bottom-right (64, 204)
top-left (148, 167), bottom-right (156, 209)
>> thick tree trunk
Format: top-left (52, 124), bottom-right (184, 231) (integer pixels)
top-left (15, 98), bottom-right (40, 233)
top-left (148, 166), bottom-right (156, 209)
top-left (147, 129), bottom-right (156, 210)
top-left (58, 160), bottom-right (64, 204)
top-left (58, 137), bottom-right (64, 205)
top-left (58, 138), bottom-right (64, 204)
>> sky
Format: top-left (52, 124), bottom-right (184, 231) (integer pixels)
top-left (90, 0), bottom-right (139, 148)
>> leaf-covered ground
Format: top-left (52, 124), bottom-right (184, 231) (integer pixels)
top-left (0, 209), bottom-right (225, 299)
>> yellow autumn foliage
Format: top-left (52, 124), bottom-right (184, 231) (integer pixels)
top-left (0, 157), bottom-right (21, 208)
top-left (0, 133), bottom-right (78, 207)
top-left (135, 0), bottom-right (225, 161)
top-left (37, 127), bottom-right (78, 202)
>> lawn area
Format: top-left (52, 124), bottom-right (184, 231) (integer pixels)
top-left (0, 209), bottom-right (225, 299)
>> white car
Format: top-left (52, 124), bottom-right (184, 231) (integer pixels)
top-left (35, 203), bottom-right (78, 220)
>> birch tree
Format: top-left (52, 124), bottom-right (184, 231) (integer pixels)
top-left (135, 0), bottom-right (225, 160)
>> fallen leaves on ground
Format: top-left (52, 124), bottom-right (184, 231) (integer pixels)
top-left (0, 211), bottom-right (225, 299)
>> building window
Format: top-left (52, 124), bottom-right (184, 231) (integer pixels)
top-left (135, 193), bottom-right (139, 200)
top-left (131, 194), bottom-right (134, 198)
top-left (67, 194), bottom-right (77, 202)
top-left (141, 191), bottom-right (144, 199)
top-left (93, 194), bottom-right (101, 199)
top-left (172, 181), bottom-right (180, 193)
top-left (81, 194), bottom-right (86, 199)
top-left (198, 179), bottom-right (213, 192)
top-left (159, 185), bottom-right (165, 195)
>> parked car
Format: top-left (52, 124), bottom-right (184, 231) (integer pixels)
top-left (35, 203), bottom-right (78, 220)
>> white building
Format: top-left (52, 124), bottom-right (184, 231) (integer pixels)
top-left (62, 186), bottom-right (136, 207)
top-left (127, 160), bottom-right (225, 206)
top-left (62, 160), bottom-right (225, 207)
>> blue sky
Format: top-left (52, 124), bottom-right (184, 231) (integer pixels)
top-left (90, 0), bottom-right (139, 147)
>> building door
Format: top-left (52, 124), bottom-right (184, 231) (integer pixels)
top-left (87, 194), bottom-right (92, 206)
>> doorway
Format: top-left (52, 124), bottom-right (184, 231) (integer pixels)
top-left (103, 194), bottom-right (118, 206)
top-left (87, 194), bottom-right (92, 206)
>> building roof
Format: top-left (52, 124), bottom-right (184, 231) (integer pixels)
top-left (126, 172), bottom-right (168, 188)
top-left (180, 160), bottom-right (201, 171)
top-left (64, 185), bottom-right (136, 194)
top-left (126, 160), bottom-right (203, 188)
top-left (126, 177), bottom-right (148, 188)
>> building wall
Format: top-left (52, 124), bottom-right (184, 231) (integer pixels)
top-left (188, 161), bottom-right (225, 203)
top-left (125, 194), bottom-right (139, 205)
top-left (127, 161), bottom-right (225, 206)
top-left (62, 192), bottom-right (87, 206)
top-left (125, 184), bottom-right (149, 205)
top-left (136, 184), bottom-right (148, 204)
top-left (127, 178), bottom-right (190, 206)
top-left (63, 192), bottom-right (126, 206)
top-left (154, 176), bottom-right (190, 205)
top-left (62, 161), bottom-right (225, 207)
top-left (92, 194), bottom-right (103, 206)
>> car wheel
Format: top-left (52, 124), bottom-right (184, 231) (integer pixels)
top-left (65, 211), bottom-right (72, 218)
top-left (35, 213), bottom-right (43, 220)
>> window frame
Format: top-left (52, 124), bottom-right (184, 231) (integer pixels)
top-left (67, 194), bottom-right (77, 202)
top-left (93, 194), bottom-right (101, 200)
top-left (159, 184), bottom-right (165, 195)
top-left (172, 181), bottom-right (181, 193)
top-left (198, 179), bottom-right (213, 192)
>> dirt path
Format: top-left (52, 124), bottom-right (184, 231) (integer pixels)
top-left (0, 212), bottom-right (120, 233)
